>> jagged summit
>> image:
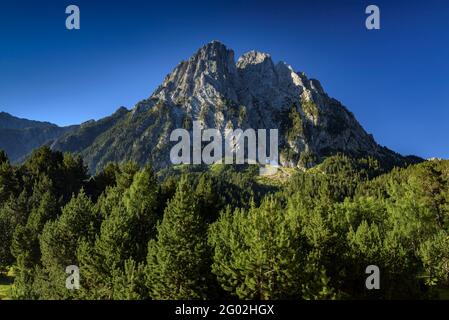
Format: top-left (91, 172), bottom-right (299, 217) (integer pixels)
top-left (51, 41), bottom-right (411, 173)
top-left (237, 50), bottom-right (272, 66)
top-left (151, 41), bottom-right (239, 110)
top-left (152, 42), bottom-right (310, 124)
top-left (194, 40), bottom-right (236, 63)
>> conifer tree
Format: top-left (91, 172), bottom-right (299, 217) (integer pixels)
top-left (37, 190), bottom-right (99, 299)
top-left (112, 258), bottom-right (147, 300)
top-left (77, 165), bottom-right (160, 299)
top-left (209, 196), bottom-right (305, 299)
top-left (0, 152), bottom-right (18, 205)
top-left (0, 206), bottom-right (14, 272)
top-left (146, 176), bottom-right (212, 299)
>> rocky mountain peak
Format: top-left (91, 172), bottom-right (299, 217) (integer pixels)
top-left (151, 41), bottom-right (239, 110)
top-left (199, 40), bottom-right (232, 57)
top-left (51, 41), bottom-right (410, 173)
top-left (190, 40), bottom-right (236, 73)
top-left (236, 50), bottom-right (272, 68)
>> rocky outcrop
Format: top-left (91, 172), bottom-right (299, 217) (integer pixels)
top-left (51, 41), bottom-right (412, 173)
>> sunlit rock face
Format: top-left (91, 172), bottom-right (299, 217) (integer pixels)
top-left (52, 41), bottom-right (407, 172)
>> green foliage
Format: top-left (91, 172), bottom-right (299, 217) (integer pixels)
top-left (209, 197), bottom-right (307, 299)
top-left (33, 190), bottom-right (99, 299)
top-left (1, 146), bottom-right (449, 300)
top-left (299, 150), bottom-right (317, 169)
top-left (76, 165), bottom-right (160, 299)
top-left (0, 155), bottom-right (18, 205)
top-left (301, 99), bottom-right (320, 121)
top-left (146, 176), bottom-right (213, 299)
top-left (40, 190), bottom-right (98, 269)
top-left (0, 209), bottom-right (14, 272)
top-left (112, 259), bottom-right (147, 300)
top-left (419, 231), bottom-right (449, 287)
top-left (286, 104), bottom-right (305, 141)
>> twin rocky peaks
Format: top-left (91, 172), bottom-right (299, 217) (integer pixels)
top-left (152, 40), bottom-right (325, 124)
top-left (4, 41), bottom-right (414, 172)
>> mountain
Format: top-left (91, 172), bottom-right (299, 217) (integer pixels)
top-left (0, 112), bottom-right (78, 162)
top-left (51, 41), bottom-right (416, 173)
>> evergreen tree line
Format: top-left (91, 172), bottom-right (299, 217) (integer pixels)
top-left (0, 146), bottom-right (448, 299)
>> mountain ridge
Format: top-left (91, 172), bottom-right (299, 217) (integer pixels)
top-left (0, 112), bottom-right (78, 162)
top-left (2, 41), bottom-right (421, 171)
top-left (53, 41), bottom-right (421, 172)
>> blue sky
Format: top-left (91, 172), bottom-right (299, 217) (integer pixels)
top-left (0, 0), bottom-right (448, 158)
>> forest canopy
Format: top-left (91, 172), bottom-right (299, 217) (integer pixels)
top-left (0, 146), bottom-right (448, 300)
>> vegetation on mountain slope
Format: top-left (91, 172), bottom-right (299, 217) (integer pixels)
top-left (0, 146), bottom-right (447, 300)
top-left (0, 112), bottom-right (77, 163)
top-left (50, 42), bottom-right (419, 174)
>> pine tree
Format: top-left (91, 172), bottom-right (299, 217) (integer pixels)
top-left (0, 153), bottom-right (18, 206)
top-left (76, 165), bottom-right (160, 299)
top-left (37, 190), bottom-right (99, 299)
top-left (123, 165), bottom-right (161, 260)
top-left (146, 176), bottom-right (212, 299)
top-left (209, 196), bottom-right (305, 299)
top-left (194, 174), bottom-right (221, 223)
top-left (112, 259), bottom-right (147, 300)
top-left (11, 225), bottom-right (39, 299)
top-left (0, 206), bottom-right (14, 272)
top-left (116, 161), bottom-right (139, 191)
top-left (0, 155), bottom-right (20, 270)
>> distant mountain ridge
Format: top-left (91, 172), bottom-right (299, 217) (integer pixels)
top-left (1, 41), bottom-right (421, 171)
top-left (0, 112), bottom-right (78, 162)
top-left (0, 112), bottom-right (58, 130)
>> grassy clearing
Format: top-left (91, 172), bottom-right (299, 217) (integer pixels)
top-left (0, 268), bottom-right (14, 300)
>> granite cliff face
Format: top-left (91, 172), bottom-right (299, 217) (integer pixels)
top-left (50, 41), bottom-right (410, 172)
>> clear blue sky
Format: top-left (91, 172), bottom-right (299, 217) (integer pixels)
top-left (0, 0), bottom-right (448, 159)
